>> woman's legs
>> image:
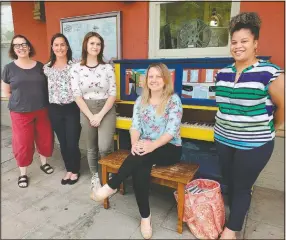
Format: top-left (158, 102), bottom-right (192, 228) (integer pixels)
top-left (217, 141), bottom-right (274, 239)
top-left (82, 99), bottom-right (116, 188)
top-left (108, 143), bottom-right (182, 216)
top-left (34, 108), bottom-right (54, 169)
top-left (108, 153), bottom-right (152, 189)
top-left (215, 141), bottom-right (236, 206)
top-left (227, 140), bottom-right (274, 231)
top-left (10, 111), bottom-right (36, 187)
top-left (132, 143), bottom-right (182, 218)
top-left (80, 111), bottom-right (98, 174)
top-left (64, 103), bottom-right (81, 180)
top-left (97, 105), bottom-right (116, 180)
top-left (48, 104), bottom-right (71, 179)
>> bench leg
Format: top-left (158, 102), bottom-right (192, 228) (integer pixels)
top-left (102, 165), bottom-right (110, 209)
top-left (119, 182), bottom-right (125, 195)
top-left (177, 183), bottom-right (185, 234)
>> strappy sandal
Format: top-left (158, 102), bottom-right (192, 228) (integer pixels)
top-left (18, 175), bottom-right (28, 188)
top-left (40, 163), bottom-right (54, 174)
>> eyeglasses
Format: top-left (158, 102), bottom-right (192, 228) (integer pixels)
top-left (13, 43), bottom-right (28, 49)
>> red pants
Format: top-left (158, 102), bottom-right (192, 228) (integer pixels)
top-left (10, 108), bottom-right (54, 167)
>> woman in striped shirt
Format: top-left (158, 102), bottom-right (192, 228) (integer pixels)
top-left (215, 12), bottom-right (284, 239)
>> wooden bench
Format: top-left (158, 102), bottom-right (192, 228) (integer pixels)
top-left (98, 149), bottom-right (199, 233)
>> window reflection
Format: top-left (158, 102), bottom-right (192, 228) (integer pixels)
top-left (160, 2), bottom-right (231, 49)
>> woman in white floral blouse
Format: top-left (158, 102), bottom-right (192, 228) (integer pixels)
top-left (70, 32), bottom-right (117, 193)
top-left (44, 33), bottom-right (81, 185)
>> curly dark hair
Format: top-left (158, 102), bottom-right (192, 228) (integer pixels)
top-left (229, 12), bottom-right (262, 40)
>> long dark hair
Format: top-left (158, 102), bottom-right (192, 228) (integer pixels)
top-left (80, 32), bottom-right (105, 66)
top-left (47, 33), bottom-right (72, 67)
top-left (9, 34), bottom-right (35, 59)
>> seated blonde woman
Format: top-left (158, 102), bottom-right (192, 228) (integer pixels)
top-left (94, 63), bottom-right (183, 239)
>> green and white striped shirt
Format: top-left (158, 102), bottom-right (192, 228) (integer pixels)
top-left (214, 60), bottom-right (283, 149)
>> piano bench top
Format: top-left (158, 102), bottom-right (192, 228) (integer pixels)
top-left (99, 150), bottom-right (199, 184)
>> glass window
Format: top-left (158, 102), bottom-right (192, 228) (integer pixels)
top-left (1, 2), bottom-right (14, 73)
top-left (159, 2), bottom-right (231, 49)
top-left (1, 2), bottom-right (14, 97)
top-left (149, 1), bottom-right (240, 58)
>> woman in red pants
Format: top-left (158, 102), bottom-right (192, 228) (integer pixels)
top-left (1, 35), bottom-right (54, 188)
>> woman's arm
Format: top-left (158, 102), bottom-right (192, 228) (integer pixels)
top-left (74, 96), bottom-right (94, 120)
top-left (129, 97), bottom-right (143, 155)
top-left (152, 133), bottom-right (174, 149)
top-left (90, 64), bottom-right (117, 126)
top-left (140, 95), bottom-right (183, 155)
top-left (96, 95), bottom-right (116, 119)
top-left (70, 65), bottom-right (94, 121)
top-left (130, 129), bottom-right (141, 155)
top-left (2, 81), bottom-right (11, 99)
top-left (268, 73), bottom-right (285, 130)
top-left (130, 129), bottom-right (141, 146)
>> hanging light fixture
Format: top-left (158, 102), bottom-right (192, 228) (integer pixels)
top-left (209, 8), bottom-right (220, 27)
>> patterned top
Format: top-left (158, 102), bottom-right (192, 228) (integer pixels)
top-left (215, 60), bottom-right (284, 150)
top-left (131, 94), bottom-right (183, 146)
top-left (43, 61), bottom-right (74, 104)
top-left (70, 63), bottom-right (116, 100)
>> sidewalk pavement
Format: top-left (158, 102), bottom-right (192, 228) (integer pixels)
top-left (1, 125), bottom-right (284, 239)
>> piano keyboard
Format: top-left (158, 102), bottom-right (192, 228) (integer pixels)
top-left (116, 116), bottom-right (214, 142)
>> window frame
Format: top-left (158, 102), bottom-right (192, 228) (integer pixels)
top-left (148, 1), bottom-right (241, 58)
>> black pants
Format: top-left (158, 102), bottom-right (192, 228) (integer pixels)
top-left (108, 143), bottom-right (182, 218)
top-left (215, 140), bottom-right (274, 231)
top-left (48, 102), bottom-right (81, 174)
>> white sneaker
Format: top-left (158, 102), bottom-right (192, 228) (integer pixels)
top-left (90, 173), bottom-right (99, 190)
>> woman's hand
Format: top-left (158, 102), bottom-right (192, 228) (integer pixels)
top-left (137, 140), bottom-right (157, 156)
top-left (89, 113), bottom-right (103, 127)
top-left (130, 141), bottom-right (142, 156)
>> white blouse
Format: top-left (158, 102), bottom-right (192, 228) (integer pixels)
top-left (70, 63), bottom-right (116, 100)
top-left (43, 61), bottom-right (74, 104)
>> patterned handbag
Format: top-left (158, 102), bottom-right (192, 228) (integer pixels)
top-left (174, 179), bottom-right (225, 239)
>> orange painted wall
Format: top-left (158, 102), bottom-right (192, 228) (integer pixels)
top-left (240, 1), bottom-right (285, 68)
top-left (10, 2), bottom-right (284, 68)
top-left (44, 1), bottom-right (149, 60)
top-left (11, 2), bottom-right (48, 63)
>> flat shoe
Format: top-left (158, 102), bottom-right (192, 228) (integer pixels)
top-left (68, 173), bottom-right (80, 185)
top-left (141, 216), bottom-right (152, 239)
top-left (94, 184), bottom-right (117, 202)
top-left (61, 178), bottom-right (70, 185)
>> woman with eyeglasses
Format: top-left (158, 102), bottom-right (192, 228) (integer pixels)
top-left (43, 33), bottom-right (81, 185)
top-left (1, 35), bottom-right (54, 188)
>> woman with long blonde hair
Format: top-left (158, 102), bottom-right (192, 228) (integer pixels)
top-left (94, 63), bottom-right (183, 239)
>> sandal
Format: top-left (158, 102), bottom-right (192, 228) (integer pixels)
top-left (40, 163), bottom-right (54, 174)
top-left (18, 175), bottom-right (28, 188)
